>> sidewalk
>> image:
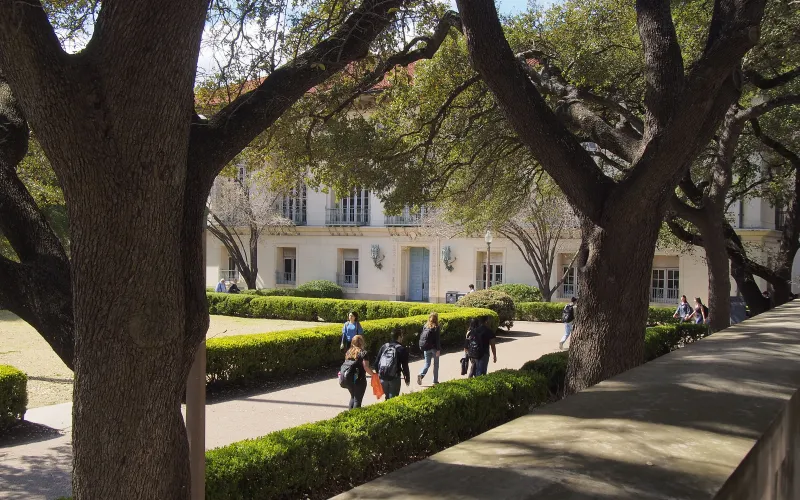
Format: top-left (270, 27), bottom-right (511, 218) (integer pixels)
top-left (0, 321), bottom-right (565, 499)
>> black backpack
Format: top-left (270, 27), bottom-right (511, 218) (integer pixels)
top-left (338, 358), bottom-right (358, 388)
top-left (562, 304), bottom-right (575, 323)
top-left (466, 330), bottom-right (482, 359)
top-left (702, 305), bottom-right (709, 318)
top-left (377, 343), bottom-right (399, 378)
top-left (419, 326), bottom-right (434, 351)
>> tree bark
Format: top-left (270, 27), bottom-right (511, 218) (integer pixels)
top-left (0, 72), bottom-right (74, 370)
top-left (697, 205), bottom-right (731, 331)
top-left (568, 213), bottom-right (661, 393)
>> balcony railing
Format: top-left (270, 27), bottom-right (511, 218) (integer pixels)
top-left (275, 271), bottom-right (296, 285)
top-left (282, 211), bottom-right (307, 226)
top-left (650, 288), bottom-right (680, 304)
top-left (337, 273), bottom-right (359, 288)
top-left (475, 278), bottom-right (503, 290)
top-left (384, 213), bottom-right (423, 226)
top-left (326, 208), bottom-right (369, 226)
top-left (220, 269), bottom-right (239, 282)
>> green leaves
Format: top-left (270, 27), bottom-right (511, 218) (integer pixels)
top-left (0, 364), bottom-right (27, 432)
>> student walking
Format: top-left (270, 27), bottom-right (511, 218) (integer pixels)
top-left (559, 297), bottom-right (577, 350)
top-left (339, 335), bottom-right (374, 409)
top-left (374, 328), bottom-right (410, 399)
top-left (464, 318), bottom-right (483, 378)
top-left (476, 315), bottom-right (497, 376)
top-left (673, 295), bottom-right (693, 322)
top-left (417, 312), bottom-right (441, 385)
top-left (689, 297), bottom-right (709, 325)
top-left (340, 311), bottom-right (364, 351)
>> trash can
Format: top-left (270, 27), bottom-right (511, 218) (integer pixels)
top-left (445, 291), bottom-right (460, 304)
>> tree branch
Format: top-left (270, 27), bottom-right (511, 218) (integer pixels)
top-left (189, 0), bottom-right (409, 186)
top-left (455, 0), bottom-right (614, 225)
top-left (736, 94), bottom-right (800, 123)
top-left (635, 0), bottom-right (685, 137)
top-left (744, 66), bottom-right (800, 89)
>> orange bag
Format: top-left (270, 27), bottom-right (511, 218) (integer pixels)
top-left (371, 375), bottom-right (384, 399)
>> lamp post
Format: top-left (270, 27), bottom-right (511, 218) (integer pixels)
top-left (484, 230), bottom-right (493, 290)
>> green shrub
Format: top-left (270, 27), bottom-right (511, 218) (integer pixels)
top-left (206, 293), bottom-right (462, 322)
top-left (0, 365), bottom-right (27, 432)
top-left (206, 308), bottom-right (496, 386)
top-left (515, 301), bottom-right (679, 326)
top-left (520, 351), bottom-right (568, 400)
top-left (457, 290), bottom-right (516, 330)
top-left (515, 302), bottom-right (564, 322)
top-left (205, 369), bottom-right (546, 499)
top-left (490, 283), bottom-right (543, 303)
top-left (296, 280), bottom-right (344, 299)
top-left (519, 323), bottom-right (711, 399)
top-left (644, 323), bottom-right (709, 361)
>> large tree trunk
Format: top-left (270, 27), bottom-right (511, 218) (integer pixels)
top-left (69, 152), bottom-right (204, 499)
top-left (698, 203), bottom-right (731, 331)
top-left (567, 215), bottom-right (660, 393)
top-left (245, 223), bottom-right (259, 289)
top-left (730, 253), bottom-right (770, 315)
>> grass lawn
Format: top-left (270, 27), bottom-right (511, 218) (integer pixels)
top-left (0, 311), bottom-right (334, 408)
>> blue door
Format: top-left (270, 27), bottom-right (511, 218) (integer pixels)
top-left (409, 248), bottom-right (430, 301)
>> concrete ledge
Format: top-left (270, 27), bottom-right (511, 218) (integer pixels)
top-left (334, 301), bottom-right (800, 499)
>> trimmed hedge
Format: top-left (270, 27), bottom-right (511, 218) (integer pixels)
top-left (515, 301), bottom-right (678, 326)
top-left (241, 280), bottom-right (345, 299)
top-left (490, 283), bottom-right (543, 303)
top-left (0, 365), bottom-right (27, 432)
top-left (520, 323), bottom-right (710, 398)
top-left (456, 289), bottom-right (516, 330)
top-left (207, 293), bottom-right (461, 322)
top-left (206, 369), bottom-right (547, 499)
top-left (206, 308), bottom-right (497, 385)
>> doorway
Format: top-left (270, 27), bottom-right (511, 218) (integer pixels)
top-left (408, 248), bottom-right (430, 301)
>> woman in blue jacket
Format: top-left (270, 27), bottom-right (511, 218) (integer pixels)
top-left (340, 311), bottom-right (364, 350)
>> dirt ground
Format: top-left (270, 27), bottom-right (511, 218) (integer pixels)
top-left (0, 311), bottom-right (333, 408)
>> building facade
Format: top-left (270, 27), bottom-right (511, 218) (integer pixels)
top-left (205, 184), bottom-right (800, 304)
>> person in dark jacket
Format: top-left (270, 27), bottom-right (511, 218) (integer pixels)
top-left (343, 335), bottom-right (375, 409)
top-left (417, 312), bottom-right (441, 385)
top-left (227, 281), bottom-right (241, 294)
top-left (374, 328), bottom-right (410, 399)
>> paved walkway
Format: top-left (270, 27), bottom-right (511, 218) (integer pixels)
top-left (0, 321), bottom-right (565, 499)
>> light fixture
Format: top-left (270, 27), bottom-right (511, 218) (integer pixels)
top-left (484, 230), bottom-right (493, 289)
top-left (441, 245), bottom-right (456, 272)
top-left (370, 244), bottom-right (384, 270)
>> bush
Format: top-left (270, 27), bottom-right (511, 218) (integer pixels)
top-left (644, 323), bottom-right (709, 361)
top-left (490, 283), bottom-right (543, 303)
top-left (520, 351), bottom-right (568, 400)
top-left (207, 293), bottom-right (462, 322)
top-left (205, 369), bottom-right (547, 499)
top-left (515, 301), bottom-right (678, 326)
top-left (0, 365), bottom-right (27, 432)
top-left (519, 323), bottom-right (711, 399)
top-left (296, 280), bottom-right (344, 299)
top-left (205, 308), bottom-right (497, 386)
top-left (456, 290), bottom-right (516, 330)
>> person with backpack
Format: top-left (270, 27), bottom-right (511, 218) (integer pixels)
top-left (559, 297), bottom-right (577, 350)
top-left (689, 297), bottom-right (709, 325)
top-left (417, 312), bottom-right (441, 385)
top-left (340, 311), bottom-right (364, 351)
top-left (339, 335), bottom-right (375, 409)
top-left (374, 328), bottom-right (410, 399)
top-left (464, 318), bottom-right (483, 378)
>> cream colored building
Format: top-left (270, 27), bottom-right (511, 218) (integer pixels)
top-left (205, 182), bottom-right (799, 304)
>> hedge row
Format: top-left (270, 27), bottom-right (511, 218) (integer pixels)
top-left (207, 293), bottom-right (461, 322)
top-left (520, 323), bottom-right (710, 398)
top-left (0, 365), bottom-right (27, 432)
top-left (240, 280), bottom-right (345, 299)
top-left (206, 308), bottom-right (497, 386)
top-left (515, 301), bottom-right (678, 325)
top-left (206, 369), bottom-right (547, 499)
